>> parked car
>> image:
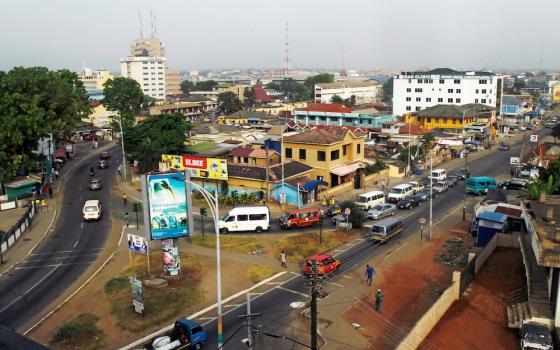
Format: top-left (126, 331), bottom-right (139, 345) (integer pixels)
top-left (100, 152), bottom-right (110, 160)
top-left (88, 178), bottom-right (102, 190)
top-left (455, 167), bottom-right (471, 180)
top-left (303, 253), bottom-right (341, 276)
top-left (387, 184), bottom-right (414, 203)
top-left (354, 190), bottom-right (385, 210)
top-left (367, 203), bottom-right (397, 220)
top-left (83, 134), bottom-right (101, 142)
top-left (526, 124), bottom-right (534, 130)
top-left (499, 178), bottom-right (529, 190)
top-left (499, 143), bottom-right (510, 151)
top-left (446, 175), bottom-right (459, 187)
top-left (397, 195), bottom-right (422, 210)
top-left (279, 208), bottom-right (321, 229)
top-left (416, 188), bottom-right (438, 201)
top-left (148, 318), bottom-right (206, 350)
top-left (429, 168), bottom-right (447, 181)
top-left (466, 176), bottom-right (497, 195)
top-left (332, 213), bottom-right (349, 225)
top-left (324, 205), bottom-right (342, 217)
top-left (434, 181), bottom-right (449, 193)
top-left (520, 321), bottom-right (553, 350)
top-left (421, 177), bottom-right (437, 188)
top-left (408, 181), bottom-right (424, 194)
top-left (98, 159), bottom-right (109, 169)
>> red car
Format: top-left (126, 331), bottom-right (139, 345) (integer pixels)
top-left (83, 134), bottom-right (101, 141)
top-left (303, 253), bottom-right (341, 276)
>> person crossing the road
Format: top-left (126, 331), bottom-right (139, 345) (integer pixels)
top-left (124, 212), bottom-right (129, 228)
top-left (364, 264), bottom-right (375, 286)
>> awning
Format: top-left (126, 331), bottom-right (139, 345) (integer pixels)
top-left (330, 163), bottom-right (362, 177)
top-left (300, 179), bottom-right (329, 191)
top-left (463, 140), bottom-right (481, 146)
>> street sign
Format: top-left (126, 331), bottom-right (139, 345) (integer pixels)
top-left (510, 157), bottom-right (520, 165)
top-left (530, 135), bottom-right (538, 143)
top-left (418, 218), bottom-right (426, 225)
top-left (344, 208), bottom-right (351, 215)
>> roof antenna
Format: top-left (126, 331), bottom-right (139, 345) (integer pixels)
top-left (137, 11), bottom-right (144, 42)
top-left (150, 10), bottom-right (154, 38)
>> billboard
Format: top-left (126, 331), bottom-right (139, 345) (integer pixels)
top-left (162, 238), bottom-right (181, 276)
top-left (146, 173), bottom-right (189, 240)
top-left (161, 154), bottom-right (228, 180)
top-left (130, 277), bottom-right (144, 314)
top-left (127, 233), bottom-right (148, 254)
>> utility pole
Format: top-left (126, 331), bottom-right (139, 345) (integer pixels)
top-left (310, 259), bottom-right (318, 350)
top-left (429, 153), bottom-right (433, 241)
top-left (265, 141), bottom-right (270, 202)
top-left (238, 293), bottom-right (260, 349)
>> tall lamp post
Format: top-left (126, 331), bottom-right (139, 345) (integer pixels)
top-left (118, 116), bottom-right (127, 181)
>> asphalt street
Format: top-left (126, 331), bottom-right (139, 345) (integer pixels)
top-left (195, 128), bottom-right (550, 350)
top-left (0, 144), bottom-right (121, 331)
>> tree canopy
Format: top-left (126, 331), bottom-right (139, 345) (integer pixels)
top-left (217, 91), bottom-right (243, 114)
top-left (303, 73), bottom-right (334, 91)
top-left (381, 77), bottom-right (393, 103)
top-left (124, 113), bottom-right (191, 174)
top-left (330, 94), bottom-right (355, 107)
top-left (103, 77), bottom-right (144, 128)
top-left (266, 78), bottom-right (310, 102)
top-left (0, 67), bottom-right (90, 182)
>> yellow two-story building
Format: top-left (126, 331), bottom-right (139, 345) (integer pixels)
top-left (283, 127), bottom-right (369, 187)
top-left (404, 104), bottom-right (496, 131)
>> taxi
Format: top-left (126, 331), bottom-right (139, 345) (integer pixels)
top-left (303, 253), bottom-right (341, 276)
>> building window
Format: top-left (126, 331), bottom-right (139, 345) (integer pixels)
top-left (479, 79), bottom-right (488, 84)
top-left (299, 149), bottom-right (306, 160)
top-left (308, 116), bottom-right (316, 121)
top-left (443, 118), bottom-right (448, 124)
top-left (489, 99), bottom-right (492, 104)
top-left (285, 148), bottom-right (292, 158)
top-left (482, 89), bottom-right (487, 93)
top-left (320, 117), bottom-right (327, 121)
top-left (317, 151), bottom-right (326, 161)
top-left (406, 88), bottom-right (411, 92)
top-left (448, 98), bottom-right (453, 103)
top-left (438, 98), bottom-right (443, 102)
top-left (428, 79), bottom-right (433, 83)
top-left (448, 89), bottom-right (453, 93)
top-left (418, 79), bottom-right (423, 83)
top-left (453, 119), bottom-right (458, 124)
top-left (343, 144), bottom-right (348, 156)
top-left (489, 89), bottom-right (492, 93)
top-left (416, 97), bottom-right (421, 102)
top-left (426, 97), bottom-right (432, 102)
top-left (456, 89), bottom-right (461, 93)
top-left (406, 106), bottom-right (411, 111)
top-left (427, 118), bottom-right (431, 123)
top-left (456, 98), bottom-right (461, 103)
top-left (414, 88), bottom-right (423, 93)
top-left (454, 79), bottom-right (460, 84)
top-left (331, 149), bottom-right (340, 161)
top-left (435, 118), bottom-right (439, 123)
top-left (439, 79), bottom-right (444, 84)
top-left (415, 107), bottom-right (421, 111)
top-left (475, 98), bottom-right (479, 103)
top-left (408, 79), bottom-right (412, 83)
top-left (406, 97), bottom-right (411, 101)
top-left (481, 99), bottom-right (487, 103)
top-left (357, 144), bottom-right (361, 154)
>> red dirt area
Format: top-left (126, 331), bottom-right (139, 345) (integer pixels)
top-left (422, 247), bottom-right (524, 350)
top-left (342, 224), bottom-right (463, 350)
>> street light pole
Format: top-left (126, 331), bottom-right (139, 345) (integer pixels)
top-left (118, 116), bottom-right (127, 181)
top-left (429, 152), bottom-right (433, 241)
top-left (407, 114), bottom-right (412, 176)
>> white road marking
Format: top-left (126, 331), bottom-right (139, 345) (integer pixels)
top-left (266, 282), bottom-right (282, 285)
top-left (224, 304), bottom-right (242, 308)
top-left (30, 248), bottom-right (103, 256)
top-left (80, 223), bottom-right (84, 229)
top-left (275, 286), bottom-right (309, 298)
top-left (197, 317), bottom-right (217, 321)
top-left (73, 240), bottom-right (79, 249)
top-left (334, 249), bottom-right (343, 252)
top-left (23, 253), bottom-right (100, 263)
top-left (342, 275), bottom-right (353, 279)
top-left (0, 265), bottom-right (61, 314)
top-left (382, 242), bottom-right (409, 261)
top-left (15, 262), bottom-right (91, 270)
top-left (327, 281), bottom-right (344, 287)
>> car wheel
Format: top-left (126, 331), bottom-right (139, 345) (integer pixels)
top-left (221, 228), bottom-right (229, 234)
top-left (256, 226), bottom-right (263, 233)
top-left (195, 343), bottom-right (202, 350)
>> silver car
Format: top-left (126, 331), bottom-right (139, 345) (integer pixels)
top-left (434, 181), bottom-right (449, 193)
top-left (367, 204), bottom-right (397, 220)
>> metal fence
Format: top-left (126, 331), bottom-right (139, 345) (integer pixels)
top-left (0, 202), bottom-right (36, 254)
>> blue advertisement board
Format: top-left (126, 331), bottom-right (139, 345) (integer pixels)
top-left (146, 173), bottom-right (189, 240)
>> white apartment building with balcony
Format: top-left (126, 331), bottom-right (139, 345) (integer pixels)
top-left (315, 81), bottom-right (381, 104)
top-left (120, 56), bottom-right (166, 99)
top-left (392, 68), bottom-right (502, 116)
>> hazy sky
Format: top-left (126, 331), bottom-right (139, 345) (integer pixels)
top-left (1, 0), bottom-right (559, 72)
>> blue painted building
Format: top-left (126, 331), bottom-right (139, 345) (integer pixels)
top-left (501, 95), bottom-right (524, 116)
top-left (293, 110), bottom-right (395, 128)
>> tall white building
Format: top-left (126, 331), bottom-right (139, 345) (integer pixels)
top-left (392, 68), bottom-right (502, 116)
top-left (120, 56), bottom-right (166, 99)
top-left (315, 81), bottom-right (380, 104)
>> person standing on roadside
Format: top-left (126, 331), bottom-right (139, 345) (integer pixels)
top-left (375, 289), bottom-right (384, 312)
top-left (124, 212), bottom-right (129, 228)
top-left (122, 193), bottom-right (128, 207)
top-left (280, 250), bottom-right (287, 268)
top-left (364, 264), bottom-right (375, 286)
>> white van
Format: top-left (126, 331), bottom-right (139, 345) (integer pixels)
top-left (387, 184), bottom-right (414, 203)
top-left (429, 169), bottom-right (447, 181)
top-left (354, 190), bottom-right (385, 210)
top-left (83, 200), bottom-right (102, 221)
top-left (218, 206), bottom-right (270, 233)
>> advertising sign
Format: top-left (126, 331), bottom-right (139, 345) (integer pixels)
top-left (130, 277), bottom-right (144, 314)
top-left (162, 238), bottom-right (181, 276)
top-left (530, 135), bottom-right (538, 143)
top-left (127, 234), bottom-right (148, 254)
top-left (162, 154), bottom-right (228, 180)
top-left (146, 173), bottom-right (189, 240)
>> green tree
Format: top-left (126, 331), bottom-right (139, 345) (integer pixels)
top-left (339, 201), bottom-right (367, 229)
top-left (522, 175), bottom-right (560, 200)
top-left (382, 78), bottom-right (394, 103)
top-left (0, 67), bottom-right (90, 182)
top-left (125, 113), bottom-right (191, 173)
top-left (303, 73), bottom-right (334, 91)
top-left (266, 78), bottom-right (310, 102)
top-left (244, 86), bottom-right (256, 108)
top-left (398, 146), bottom-right (423, 162)
top-left (330, 95), bottom-right (344, 104)
top-left (220, 180), bottom-right (229, 196)
top-left (217, 91), bottom-right (243, 114)
top-left (103, 77), bottom-right (144, 129)
top-left (194, 80), bottom-right (218, 91)
top-left (365, 159), bottom-right (388, 175)
top-left (180, 80), bottom-right (195, 94)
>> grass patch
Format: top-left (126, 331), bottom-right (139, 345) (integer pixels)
top-left (104, 253), bottom-right (204, 332)
top-left (245, 264), bottom-right (279, 284)
top-left (51, 313), bottom-right (105, 349)
top-left (188, 235), bottom-right (263, 254)
top-left (272, 232), bottom-right (345, 262)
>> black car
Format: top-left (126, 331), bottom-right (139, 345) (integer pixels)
top-left (397, 195), bottom-right (422, 209)
top-left (100, 152), bottom-right (110, 160)
top-left (446, 175), bottom-right (459, 187)
top-left (88, 178), bottom-right (102, 190)
top-left (455, 167), bottom-right (471, 180)
top-left (500, 178), bottom-right (528, 190)
top-left (98, 159), bottom-right (109, 169)
top-left (499, 143), bottom-right (510, 151)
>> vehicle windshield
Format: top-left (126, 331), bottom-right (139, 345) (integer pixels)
top-left (372, 205), bottom-right (383, 211)
top-left (356, 197), bottom-right (368, 203)
top-left (84, 206), bottom-right (98, 212)
top-left (90, 179), bottom-right (100, 183)
top-left (390, 188), bottom-right (402, 194)
top-left (371, 226), bottom-right (384, 233)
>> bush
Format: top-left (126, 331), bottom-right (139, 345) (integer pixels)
top-left (51, 313), bottom-right (104, 348)
top-left (365, 159), bottom-right (388, 175)
top-left (339, 201), bottom-right (367, 229)
top-left (104, 276), bottom-right (128, 295)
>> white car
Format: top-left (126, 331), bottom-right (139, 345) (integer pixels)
top-left (83, 200), bottom-right (102, 221)
top-left (387, 184), bottom-right (414, 203)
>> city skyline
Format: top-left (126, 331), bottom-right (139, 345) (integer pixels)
top-left (1, 0), bottom-right (560, 72)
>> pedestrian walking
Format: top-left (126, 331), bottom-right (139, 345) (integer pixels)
top-left (122, 193), bottom-right (128, 207)
top-left (364, 264), bottom-right (375, 286)
top-left (279, 250), bottom-right (287, 268)
top-left (54, 169), bottom-right (60, 180)
top-left (329, 196), bottom-right (335, 207)
top-left (48, 186), bottom-right (53, 198)
top-left (118, 164), bottom-right (122, 177)
top-left (375, 289), bottom-right (384, 313)
top-left (124, 212), bottom-right (129, 228)
top-left (321, 197), bottom-right (327, 207)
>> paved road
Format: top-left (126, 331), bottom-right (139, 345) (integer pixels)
top-left (193, 128), bottom-right (549, 349)
top-left (0, 145), bottom-right (121, 331)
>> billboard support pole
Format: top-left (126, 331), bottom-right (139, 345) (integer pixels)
top-left (147, 250), bottom-right (151, 276)
top-left (129, 249), bottom-right (133, 270)
top-left (184, 171), bottom-right (194, 237)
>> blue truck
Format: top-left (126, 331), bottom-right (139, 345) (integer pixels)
top-left (147, 318), bottom-right (206, 350)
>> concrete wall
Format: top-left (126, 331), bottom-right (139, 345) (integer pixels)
top-left (320, 169), bottom-right (389, 199)
top-left (475, 233), bottom-right (497, 273)
top-left (396, 271), bottom-right (461, 350)
top-left (497, 232), bottom-right (520, 248)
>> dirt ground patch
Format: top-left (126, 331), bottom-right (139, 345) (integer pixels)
top-left (422, 247), bottom-right (524, 349)
top-left (342, 221), bottom-right (470, 350)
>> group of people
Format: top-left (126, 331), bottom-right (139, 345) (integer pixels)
top-left (321, 196), bottom-right (337, 207)
top-left (364, 264), bottom-right (384, 312)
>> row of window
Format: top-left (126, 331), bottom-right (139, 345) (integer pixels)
top-left (142, 66), bottom-right (164, 70)
top-left (407, 78), bottom-right (489, 84)
top-left (285, 144), bottom-right (361, 161)
top-left (422, 117), bottom-right (473, 124)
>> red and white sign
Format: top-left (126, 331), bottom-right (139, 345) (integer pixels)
top-left (182, 156), bottom-right (207, 169)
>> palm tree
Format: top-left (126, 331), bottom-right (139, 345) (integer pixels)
top-left (522, 175), bottom-right (560, 200)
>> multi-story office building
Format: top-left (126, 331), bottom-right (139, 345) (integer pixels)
top-left (165, 68), bottom-right (182, 96)
top-left (293, 103), bottom-right (394, 128)
top-left (314, 81), bottom-right (380, 104)
top-left (392, 68), bottom-right (502, 116)
top-left (120, 56), bottom-right (166, 99)
top-left (130, 37), bottom-right (165, 57)
top-left (78, 68), bottom-right (113, 94)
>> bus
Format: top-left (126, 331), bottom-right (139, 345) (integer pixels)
top-left (466, 177), bottom-right (497, 195)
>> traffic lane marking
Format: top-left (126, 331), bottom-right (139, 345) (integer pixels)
top-left (14, 262), bottom-right (92, 270)
top-left (30, 248), bottom-right (103, 256)
top-left (275, 286), bottom-right (309, 298)
top-left (21, 253), bottom-right (100, 263)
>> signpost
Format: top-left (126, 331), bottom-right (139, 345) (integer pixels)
top-left (530, 134), bottom-right (538, 143)
top-left (130, 277), bottom-right (144, 315)
top-left (418, 218), bottom-right (426, 244)
top-left (200, 207), bottom-right (207, 236)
